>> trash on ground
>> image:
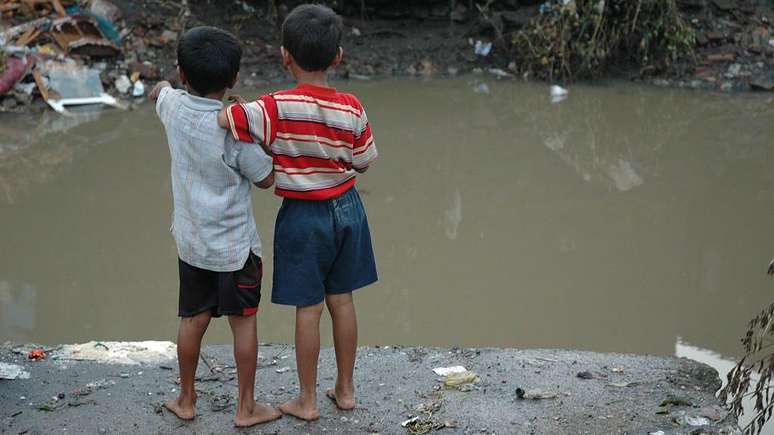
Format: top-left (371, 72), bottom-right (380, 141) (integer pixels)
top-left (488, 68), bottom-right (512, 79)
top-left (55, 341), bottom-right (176, 365)
top-left (516, 388), bottom-right (557, 400)
top-left (131, 79), bottom-right (144, 97)
top-left (402, 416), bottom-right (454, 434)
top-left (401, 416), bottom-right (420, 427)
top-left (576, 370), bottom-right (593, 380)
top-left (275, 366), bottom-right (291, 374)
top-left (673, 414), bottom-right (710, 427)
top-left (27, 348), bottom-right (46, 360)
top-left (0, 54), bottom-right (32, 95)
top-left (42, 61), bottom-right (119, 114)
top-left (608, 381), bottom-right (638, 388)
top-left (84, 378), bottom-right (116, 390)
top-left (443, 370), bottom-right (478, 390)
top-left (49, 16), bottom-right (120, 58)
top-left (660, 395), bottom-right (692, 407)
top-left (473, 40), bottom-right (492, 57)
top-left (114, 74), bottom-right (131, 94)
top-left (0, 362), bottom-right (30, 379)
top-left (433, 366), bottom-right (467, 376)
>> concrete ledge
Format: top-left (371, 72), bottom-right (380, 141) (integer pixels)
top-left (0, 343), bottom-right (739, 434)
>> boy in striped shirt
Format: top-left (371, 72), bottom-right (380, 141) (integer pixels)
top-left (218, 4), bottom-right (378, 421)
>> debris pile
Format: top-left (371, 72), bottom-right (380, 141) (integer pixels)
top-left (0, 0), bottom-right (177, 113)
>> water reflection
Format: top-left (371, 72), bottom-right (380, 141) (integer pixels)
top-left (0, 281), bottom-right (37, 341)
top-left (0, 107), bottom-right (106, 205)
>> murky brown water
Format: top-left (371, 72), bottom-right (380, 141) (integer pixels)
top-left (1, 78), bottom-right (773, 361)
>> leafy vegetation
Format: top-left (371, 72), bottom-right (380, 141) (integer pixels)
top-left (509, 0), bottom-right (696, 81)
top-left (719, 299), bottom-right (774, 435)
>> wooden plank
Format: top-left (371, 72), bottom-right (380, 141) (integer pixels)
top-left (32, 69), bottom-right (48, 102)
top-left (14, 26), bottom-right (37, 46)
top-left (50, 0), bottom-right (65, 16)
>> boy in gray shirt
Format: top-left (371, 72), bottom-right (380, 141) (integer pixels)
top-left (149, 26), bottom-right (280, 427)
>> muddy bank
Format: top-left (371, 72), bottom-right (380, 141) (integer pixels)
top-left (0, 342), bottom-right (739, 434)
top-left (2, 0), bottom-right (774, 114)
top-left (94, 0), bottom-right (774, 91)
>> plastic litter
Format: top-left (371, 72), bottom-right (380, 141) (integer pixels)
top-left (275, 366), bottom-right (291, 374)
top-left (488, 68), bottom-right (512, 79)
top-left (131, 80), bottom-right (144, 97)
top-left (49, 16), bottom-right (120, 58)
top-left (0, 362), bottom-right (30, 380)
top-left (114, 74), bottom-right (131, 94)
top-left (550, 85), bottom-right (569, 103)
top-left (474, 40), bottom-right (492, 57)
top-left (674, 414), bottom-right (710, 427)
top-left (44, 62), bottom-right (120, 114)
top-left (432, 366), bottom-right (467, 376)
top-left (55, 341), bottom-right (176, 365)
top-left (443, 371), bottom-right (478, 389)
top-left (401, 416), bottom-right (419, 427)
top-left (516, 388), bottom-right (557, 400)
top-left (0, 54), bottom-right (32, 95)
top-left (28, 348), bottom-right (46, 360)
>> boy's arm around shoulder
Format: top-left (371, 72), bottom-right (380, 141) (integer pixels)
top-left (218, 101), bottom-right (274, 156)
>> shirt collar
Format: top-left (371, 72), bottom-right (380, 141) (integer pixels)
top-left (296, 83), bottom-right (337, 97)
top-left (181, 92), bottom-right (224, 111)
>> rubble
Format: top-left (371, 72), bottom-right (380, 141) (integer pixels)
top-left (0, 0), bottom-right (165, 113)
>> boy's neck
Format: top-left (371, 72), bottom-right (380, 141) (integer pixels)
top-left (293, 69), bottom-right (332, 89)
top-left (186, 85), bottom-right (227, 101)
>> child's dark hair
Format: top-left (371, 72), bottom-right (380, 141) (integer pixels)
top-left (282, 4), bottom-right (343, 72)
top-left (177, 26), bottom-right (242, 95)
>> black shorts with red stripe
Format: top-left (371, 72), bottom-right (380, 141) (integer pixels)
top-left (178, 252), bottom-right (262, 317)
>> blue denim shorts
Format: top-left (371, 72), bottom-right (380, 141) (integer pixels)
top-left (272, 187), bottom-right (378, 306)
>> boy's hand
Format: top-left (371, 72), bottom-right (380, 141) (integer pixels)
top-left (148, 81), bottom-right (171, 101)
top-left (227, 94), bottom-right (247, 105)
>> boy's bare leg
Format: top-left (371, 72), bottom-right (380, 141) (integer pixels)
top-left (164, 311), bottom-right (211, 420)
top-left (325, 293), bottom-right (357, 410)
top-left (279, 302), bottom-right (324, 421)
top-left (228, 314), bottom-right (282, 427)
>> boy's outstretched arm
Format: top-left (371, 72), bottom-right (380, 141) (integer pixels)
top-left (148, 81), bottom-right (172, 101)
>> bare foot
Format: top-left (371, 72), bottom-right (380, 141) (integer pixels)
top-left (279, 397), bottom-right (319, 421)
top-left (234, 402), bottom-right (282, 427)
top-left (163, 396), bottom-right (196, 421)
top-left (326, 387), bottom-right (356, 410)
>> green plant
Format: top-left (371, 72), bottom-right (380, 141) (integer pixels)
top-left (719, 299), bottom-right (774, 435)
top-left (510, 0), bottom-right (696, 81)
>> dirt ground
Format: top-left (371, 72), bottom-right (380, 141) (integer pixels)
top-left (1, 343), bottom-right (739, 434)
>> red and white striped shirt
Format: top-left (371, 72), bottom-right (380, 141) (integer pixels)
top-left (226, 83), bottom-right (378, 200)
